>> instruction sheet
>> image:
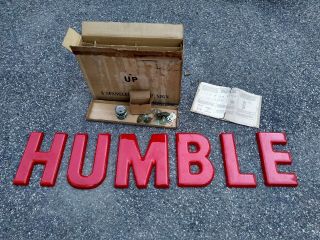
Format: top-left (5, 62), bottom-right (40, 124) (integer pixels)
top-left (191, 82), bottom-right (262, 128)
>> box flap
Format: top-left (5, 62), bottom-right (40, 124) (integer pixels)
top-left (82, 21), bottom-right (183, 40)
top-left (62, 28), bottom-right (81, 52)
top-left (81, 21), bottom-right (183, 47)
top-left (130, 90), bottom-right (151, 104)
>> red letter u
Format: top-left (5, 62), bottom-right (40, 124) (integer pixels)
top-left (67, 133), bottom-right (111, 189)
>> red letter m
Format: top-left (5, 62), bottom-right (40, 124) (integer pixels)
top-left (115, 134), bottom-right (169, 189)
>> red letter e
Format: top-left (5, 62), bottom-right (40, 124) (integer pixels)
top-left (256, 132), bottom-right (298, 187)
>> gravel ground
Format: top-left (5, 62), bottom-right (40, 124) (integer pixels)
top-left (0, 0), bottom-right (319, 239)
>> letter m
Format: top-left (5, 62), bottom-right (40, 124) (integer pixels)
top-left (115, 134), bottom-right (169, 189)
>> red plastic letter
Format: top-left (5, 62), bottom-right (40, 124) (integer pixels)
top-left (220, 133), bottom-right (257, 188)
top-left (176, 133), bottom-right (214, 187)
top-left (256, 132), bottom-right (298, 187)
top-left (67, 133), bottom-right (111, 189)
top-left (13, 132), bottom-right (67, 186)
top-left (115, 134), bottom-right (169, 189)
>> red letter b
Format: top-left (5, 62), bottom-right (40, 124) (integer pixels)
top-left (176, 133), bottom-right (214, 187)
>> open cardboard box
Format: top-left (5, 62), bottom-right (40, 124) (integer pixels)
top-left (62, 21), bottom-right (183, 128)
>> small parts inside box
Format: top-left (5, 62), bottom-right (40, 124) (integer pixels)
top-left (129, 90), bottom-right (152, 115)
top-left (113, 104), bottom-right (176, 127)
top-left (115, 91), bottom-right (177, 127)
top-left (115, 105), bottom-right (128, 120)
top-left (137, 109), bottom-right (177, 126)
top-left (87, 100), bottom-right (178, 128)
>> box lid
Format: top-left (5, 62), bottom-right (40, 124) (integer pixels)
top-left (82, 21), bottom-right (183, 45)
top-left (63, 21), bottom-right (184, 50)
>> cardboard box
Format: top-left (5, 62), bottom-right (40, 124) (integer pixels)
top-left (129, 90), bottom-right (152, 115)
top-left (62, 21), bottom-right (183, 128)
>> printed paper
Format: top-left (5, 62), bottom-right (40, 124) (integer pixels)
top-left (191, 82), bottom-right (262, 128)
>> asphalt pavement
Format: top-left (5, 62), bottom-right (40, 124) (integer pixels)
top-left (0, 0), bottom-right (319, 239)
